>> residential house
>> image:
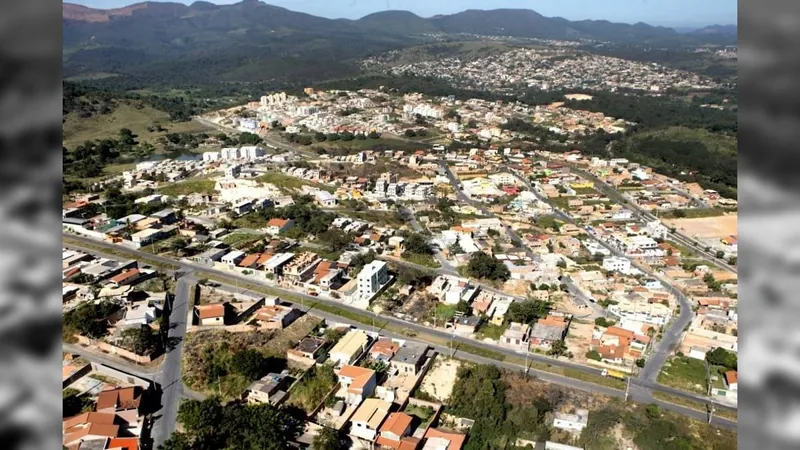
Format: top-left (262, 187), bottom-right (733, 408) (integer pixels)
top-left (328, 329), bottom-right (371, 366)
top-left (376, 413), bottom-right (415, 449)
top-left (108, 269), bottom-right (144, 287)
top-left (501, 322), bottom-right (531, 349)
top-left (287, 337), bottom-right (327, 363)
top-left (350, 398), bottom-right (392, 441)
top-left (254, 305), bottom-right (301, 329)
top-left (266, 218), bottom-right (295, 235)
top-left (245, 370), bottom-right (291, 405)
top-left (454, 316), bottom-right (481, 334)
top-left (123, 304), bottom-right (158, 327)
top-left (391, 342), bottom-right (428, 376)
top-left (221, 250), bottom-right (246, 268)
top-left (195, 304), bottom-right (226, 326)
top-left (529, 315), bottom-right (569, 350)
top-left (422, 428), bottom-right (467, 450)
top-left (63, 412), bottom-right (120, 447)
top-left (552, 408), bottom-right (589, 433)
top-left (337, 365), bottom-right (377, 405)
top-left (725, 370), bottom-right (738, 391)
top-left (370, 339), bottom-right (400, 363)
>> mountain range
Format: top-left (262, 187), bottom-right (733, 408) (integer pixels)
top-left (63, 0), bottom-right (736, 88)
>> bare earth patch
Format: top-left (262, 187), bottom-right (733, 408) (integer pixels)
top-left (418, 358), bottom-right (462, 402)
top-left (664, 214), bottom-right (738, 240)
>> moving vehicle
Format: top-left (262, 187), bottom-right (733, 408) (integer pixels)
top-left (601, 369), bottom-right (627, 380)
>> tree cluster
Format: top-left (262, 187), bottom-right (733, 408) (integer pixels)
top-left (504, 300), bottom-right (551, 324)
top-left (159, 397), bottom-right (303, 450)
top-left (465, 251), bottom-right (510, 281)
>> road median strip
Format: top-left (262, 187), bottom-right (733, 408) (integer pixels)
top-left (652, 391), bottom-right (738, 422)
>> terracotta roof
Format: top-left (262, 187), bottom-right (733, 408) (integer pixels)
top-left (238, 253), bottom-right (261, 267)
top-left (64, 423), bottom-right (120, 446)
top-left (109, 269), bottom-right (140, 284)
top-left (605, 326), bottom-right (635, 340)
top-left (64, 267), bottom-right (82, 279)
top-left (424, 428), bottom-right (466, 450)
top-left (63, 412), bottom-right (116, 432)
top-left (725, 370), bottom-right (738, 385)
top-left (370, 339), bottom-right (400, 357)
top-left (96, 386), bottom-right (141, 412)
top-left (107, 437), bottom-right (140, 450)
top-left (337, 365), bottom-right (375, 394)
top-left (267, 218), bottom-right (289, 227)
top-left (255, 253), bottom-right (274, 265)
top-left (380, 412), bottom-right (413, 438)
top-left (196, 304), bottom-right (225, 319)
top-left (398, 437), bottom-right (420, 450)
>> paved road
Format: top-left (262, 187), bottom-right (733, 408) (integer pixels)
top-left (151, 274), bottom-right (195, 448)
top-left (398, 205), bottom-right (457, 273)
top-left (501, 166), bottom-right (696, 383)
top-left (562, 163), bottom-right (736, 273)
top-left (302, 303), bottom-right (735, 430)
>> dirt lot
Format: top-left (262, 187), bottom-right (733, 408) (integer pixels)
top-left (564, 321), bottom-right (595, 364)
top-left (418, 358), bottom-right (462, 402)
top-left (664, 214), bottom-right (737, 239)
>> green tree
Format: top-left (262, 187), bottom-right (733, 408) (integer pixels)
top-left (706, 347), bottom-right (737, 370)
top-left (466, 251), bottom-right (510, 281)
top-left (403, 233), bottom-right (433, 255)
top-left (230, 349), bottom-right (269, 380)
top-left (586, 350), bottom-right (602, 361)
top-left (635, 358), bottom-right (646, 368)
top-left (120, 327), bottom-right (160, 355)
top-left (547, 340), bottom-right (569, 357)
top-left (312, 427), bottom-right (348, 450)
top-left (505, 300), bottom-right (550, 324)
top-left (170, 237), bottom-right (190, 255)
top-left (159, 432), bottom-right (192, 450)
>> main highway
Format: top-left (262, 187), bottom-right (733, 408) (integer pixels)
top-left (64, 232), bottom-right (736, 429)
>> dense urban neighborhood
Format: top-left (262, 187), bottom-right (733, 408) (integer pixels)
top-left (62, 87), bottom-right (738, 450)
top-left (61, 5), bottom-right (739, 448)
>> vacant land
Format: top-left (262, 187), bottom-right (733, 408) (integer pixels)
top-left (664, 214), bottom-right (737, 239)
top-left (256, 172), bottom-right (335, 194)
top-left (157, 179), bottom-right (217, 196)
top-left (287, 364), bottom-right (337, 414)
top-left (657, 355), bottom-right (708, 394)
top-left (418, 358), bottom-right (462, 402)
top-left (222, 232), bottom-right (262, 249)
top-left (63, 103), bottom-right (212, 149)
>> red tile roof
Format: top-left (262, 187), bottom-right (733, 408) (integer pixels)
top-left (96, 386), bottom-right (141, 412)
top-left (109, 269), bottom-right (140, 284)
top-left (196, 304), bottom-right (225, 319)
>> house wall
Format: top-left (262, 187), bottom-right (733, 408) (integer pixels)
top-left (200, 316), bottom-right (224, 326)
top-left (75, 335), bottom-right (153, 364)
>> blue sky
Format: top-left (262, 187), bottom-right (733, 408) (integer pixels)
top-left (71, 0), bottom-right (737, 28)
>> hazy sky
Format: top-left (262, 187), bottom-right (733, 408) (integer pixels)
top-left (70, 0), bottom-right (737, 27)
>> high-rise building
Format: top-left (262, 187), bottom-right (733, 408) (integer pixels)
top-left (358, 261), bottom-right (389, 300)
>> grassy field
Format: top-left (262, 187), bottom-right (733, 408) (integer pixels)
top-left (157, 179), bottom-right (217, 196)
top-left (550, 196), bottom-right (574, 210)
top-left (63, 102), bottom-right (212, 149)
top-left (311, 137), bottom-right (424, 152)
top-left (657, 355), bottom-right (708, 394)
top-left (659, 208), bottom-right (732, 220)
top-left (222, 232), bottom-right (263, 250)
top-left (256, 172), bottom-right (335, 194)
top-left (402, 252), bottom-right (441, 269)
top-left (474, 322), bottom-right (508, 341)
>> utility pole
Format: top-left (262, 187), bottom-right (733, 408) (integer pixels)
top-left (624, 375), bottom-right (631, 402)
top-left (707, 403), bottom-right (715, 424)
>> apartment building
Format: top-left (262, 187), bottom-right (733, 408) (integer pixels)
top-left (358, 261), bottom-right (389, 301)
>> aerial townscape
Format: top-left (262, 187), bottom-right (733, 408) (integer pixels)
top-left (62, 1), bottom-right (739, 450)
